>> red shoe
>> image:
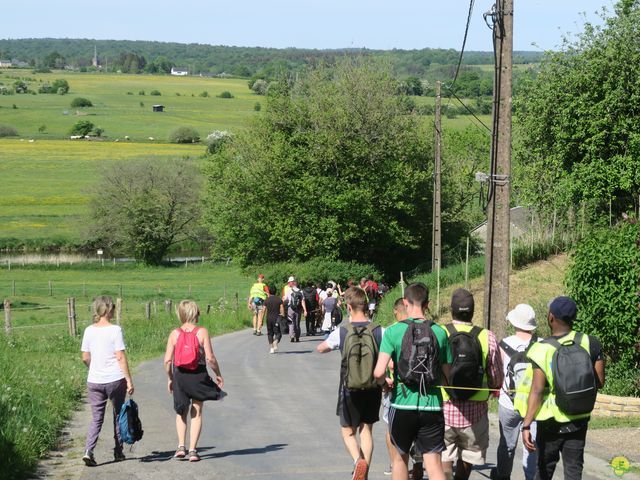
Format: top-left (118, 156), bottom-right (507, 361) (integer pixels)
top-left (352, 458), bottom-right (368, 480)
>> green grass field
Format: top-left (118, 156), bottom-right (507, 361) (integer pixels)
top-left (0, 71), bottom-right (259, 140)
top-left (0, 139), bottom-right (203, 242)
top-left (0, 262), bottom-right (253, 478)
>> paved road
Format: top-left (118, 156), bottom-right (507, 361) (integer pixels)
top-left (60, 329), bottom-right (632, 480)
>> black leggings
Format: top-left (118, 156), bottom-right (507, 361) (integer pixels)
top-left (267, 316), bottom-right (282, 344)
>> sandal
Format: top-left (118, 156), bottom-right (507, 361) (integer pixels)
top-left (188, 450), bottom-right (200, 462)
top-left (174, 446), bottom-right (187, 459)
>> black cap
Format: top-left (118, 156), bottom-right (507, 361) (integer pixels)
top-left (549, 296), bottom-right (577, 322)
top-left (451, 288), bottom-right (474, 316)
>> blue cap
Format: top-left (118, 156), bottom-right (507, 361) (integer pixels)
top-left (549, 296), bottom-right (577, 322)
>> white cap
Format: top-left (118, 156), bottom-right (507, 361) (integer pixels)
top-left (506, 304), bottom-right (537, 331)
top-left (288, 276), bottom-right (295, 283)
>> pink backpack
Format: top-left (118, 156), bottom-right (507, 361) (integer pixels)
top-left (173, 327), bottom-right (201, 370)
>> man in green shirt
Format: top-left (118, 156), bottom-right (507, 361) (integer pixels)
top-left (374, 282), bottom-right (452, 480)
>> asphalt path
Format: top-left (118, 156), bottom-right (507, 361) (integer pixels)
top-left (73, 329), bottom-right (630, 480)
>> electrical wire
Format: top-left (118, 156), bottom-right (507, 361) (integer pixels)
top-left (448, 0), bottom-right (476, 91)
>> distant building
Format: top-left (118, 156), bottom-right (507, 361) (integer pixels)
top-left (171, 67), bottom-right (188, 76)
top-left (470, 206), bottom-right (533, 243)
top-left (0, 60), bottom-right (12, 68)
top-left (152, 104), bottom-right (164, 112)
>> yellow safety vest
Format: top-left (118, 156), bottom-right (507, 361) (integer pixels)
top-left (249, 282), bottom-right (267, 300)
top-left (442, 323), bottom-right (491, 402)
top-left (524, 330), bottom-right (592, 423)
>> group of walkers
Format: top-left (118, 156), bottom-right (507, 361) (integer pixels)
top-left (317, 283), bottom-right (604, 480)
top-left (80, 296), bottom-right (224, 466)
top-left (247, 273), bottom-right (386, 353)
top-left (79, 278), bottom-right (605, 480)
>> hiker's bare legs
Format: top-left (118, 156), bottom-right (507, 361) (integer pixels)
top-left (189, 401), bottom-right (203, 450)
top-left (424, 452), bottom-right (446, 480)
top-left (341, 426), bottom-right (361, 462)
top-left (359, 422), bottom-right (374, 465)
top-left (176, 411), bottom-right (188, 447)
top-left (392, 452), bottom-right (410, 480)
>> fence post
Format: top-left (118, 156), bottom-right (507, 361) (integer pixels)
top-left (12, 280), bottom-right (16, 297)
top-left (82, 282), bottom-right (86, 298)
top-left (206, 304), bottom-right (211, 314)
top-left (67, 297), bottom-right (77, 336)
top-left (4, 299), bottom-right (11, 334)
top-left (153, 301), bottom-right (157, 315)
top-left (465, 237), bottom-right (470, 290)
top-left (400, 272), bottom-right (405, 297)
top-left (48, 280), bottom-right (53, 296)
top-left (165, 299), bottom-right (172, 314)
top-left (7, 258), bottom-right (10, 271)
top-left (115, 298), bottom-right (122, 325)
top-left (145, 302), bottom-right (151, 320)
top-left (234, 293), bottom-right (239, 322)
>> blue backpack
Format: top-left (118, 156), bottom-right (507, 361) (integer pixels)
top-left (118, 398), bottom-right (144, 445)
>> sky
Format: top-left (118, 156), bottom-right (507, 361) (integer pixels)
top-left (3, 0), bottom-right (613, 51)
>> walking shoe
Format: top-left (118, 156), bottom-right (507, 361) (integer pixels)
top-left (188, 450), bottom-right (200, 462)
top-left (290, 336), bottom-right (295, 342)
top-left (352, 458), bottom-right (368, 480)
top-left (113, 450), bottom-right (126, 462)
top-left (82, 450), bottom-right (97, 467)
top-left (273, 342), bottom-right (278, 353)
top-left (252, 330), bottom-right (257, 335)
top-left (269, 347), bottom-right (275, 354)
top-left (174, 446), bottom-right (187, 459)
top-left (256, 331), bottom-right (262, 336)
top-left (383, 465), bottom-right (392, 476)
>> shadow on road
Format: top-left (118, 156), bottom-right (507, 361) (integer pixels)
top-left (140, 446), bottom-right (216, 463)
top-left (200, 443), bottom-right (287, 459)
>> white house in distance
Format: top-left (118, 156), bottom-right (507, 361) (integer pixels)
top-left (0, 60), bottom-right (12, 68)
top-left (171, 67), bottom-right (188, 76)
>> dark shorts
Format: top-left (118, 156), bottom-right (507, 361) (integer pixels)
top-left (172, 364), bottom-right (222, 415)
top-left (336, 387), bottom-right (382, 427)
top-left (388, 407), bottom-right (445, 455)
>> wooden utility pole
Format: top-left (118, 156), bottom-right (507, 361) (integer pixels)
top-left (432, 81), bottom-right (442, 273)
top-left (483, 0), bottom-right (513, 340)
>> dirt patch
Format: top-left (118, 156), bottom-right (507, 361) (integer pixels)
top-left (586, 427), bottom-right (640, 465)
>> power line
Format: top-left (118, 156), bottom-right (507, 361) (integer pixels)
top-left (448, 90), bottom-right (492, 133)
top-left (448, 0), bottom-right (476, 91)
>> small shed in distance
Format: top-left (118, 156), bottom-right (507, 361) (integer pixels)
top-left (152, 104), bottom-right (164, 112)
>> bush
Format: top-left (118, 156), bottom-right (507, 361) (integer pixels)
top-left (51, 79), bottom-right (69, 94)
top-left (566, 220), bottom-right (640, 396)
top-left (199, 91), bottom-right (209, 97)
top-left (70, 97), bottom-right (92, 108)
top-left (217, 91), bottom-right (234, 99)
top-left (205, 130), bottom-right (232, 154)
top-left (37, 125), bottom-right (46, 133)
top-left (246, 258), bottom-right (381, 288)
top-left (169, 126), bottom-right (200, 144)
top-left (69, 120), bottom-right (94, 137)
top-left (138, 90), bottom-right (145, 95)
top-left (254, 101), bottom-right (261, 112)
top-left (0, 124), bottom-right (19, 137)
top-left (251, 79), bottom-right (268, 95)
top-left (149, 90), bottom-right (161, 96)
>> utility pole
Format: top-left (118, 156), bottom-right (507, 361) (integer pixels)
top-left (483, 0), bottom-right (512, 341)
top-left (432, 81), bottom-right (442, 273)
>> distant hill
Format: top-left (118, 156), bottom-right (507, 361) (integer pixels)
top-left (0, 38), bottom-right (542, 81)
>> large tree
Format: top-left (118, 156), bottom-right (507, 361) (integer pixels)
top-left (204, 58), bottom-right (434, 274)
top-left (514, 0), bottom-right (640, 224)
top-left (88, 158), bottom-right (202, 265)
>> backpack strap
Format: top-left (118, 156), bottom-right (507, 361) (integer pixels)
top-left (469, 325), bottom-right (483, 338)
top-left (499, 339), bottom-right (517, 357)
top-left (445, 323), bottom-right (457, 336)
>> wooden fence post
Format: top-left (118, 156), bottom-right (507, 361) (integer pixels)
top-left (165, 299), bottom-right (172, 314)
top-left (67, 297), bottom-right (77, 336)
top-left (4, 299), bottom-right (11, 334)
top-left (12, 280), bottom-right (16, 296)
top-left (234, 293), bottom-right (239, 322)
top-left (153, 301), bottom-right (157, 315)
top-left (82, 282), bottom-right (87, 298)
top-left (145, 302), bottom-right (151, 320)
top-left (115, 298), bottom-right (122, 325)
top-left (48, 280), bottom-right (53, 296)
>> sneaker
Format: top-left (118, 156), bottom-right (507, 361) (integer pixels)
top-left (256, 331), bottom-right (262, 336)
top-left (352, 458), bottom-right (368, 480)
top-left (384, 465), bottom-right (392, 476)
top-left (269, 347), bottom-right (275, 354)
top-left (290, 336), bottom-right (295, 342)
top-left (82, 450), bottom-right (97, 467)
top-left (113, 450), bottom-right (126, 462)
top-left (174, 446), bottom-right (187, 459)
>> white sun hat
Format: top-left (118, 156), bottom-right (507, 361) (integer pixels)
top-left (506, 304), bottom-right (537, 331)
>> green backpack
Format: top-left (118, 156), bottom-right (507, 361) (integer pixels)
top-left (341, 323), bottom-right (380, 391)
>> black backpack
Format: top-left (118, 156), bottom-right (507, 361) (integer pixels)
top-left (446, 324), bottom-right (485, 401)
top-left (289, 289), bottom-right (303, 310)
top-left (302, 287), bottom-right (317, 311)
top-left (545, 332), bottom-right (597, 416)
top-left (499, 335), bottom-right (538, 403)
top-left (396, 320), bottom-right (440, 396)
top-left (331, 305), bottom-right (343, 326)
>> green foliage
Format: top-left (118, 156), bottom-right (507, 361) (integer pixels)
top-left (205, 130), bottom-right (232, 154)
top-left (169, 126), bottom-right (200, 144)
top-left (566, 221), bottom-right (640, 396)
top-left (51, 79), bottom-right (69, 94)
top-left (247, 258), bottom-right (381, 287)
top-left (514, 5), bottom-right (640, 224)
top-left (13, 80), bottom-right (27, 94)
top-left (217, 90), bottom-right (234, 98)
top-left (138, 90), bottom-right (145, 95)
top-left (251, 79), bottom-right (268, 95)
top-left (199, 90), bottom-right (209, 97)
top-left (70, 97), bottom-right (92, 108)
top-left (87, 158), bottom-right (203, 265)
top-left (0, 124), bottom-right (19, 137)
top-left (68, 120), bottom-right (94, 136)
top-left (37, 124), bottom-right (46, 134)
top-left (149, 89), bottom-right (161, 96)
top-left (204, 58), bottom-right (435, 275)
top-left (253, 101), bottom-right (261, 111)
